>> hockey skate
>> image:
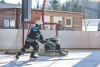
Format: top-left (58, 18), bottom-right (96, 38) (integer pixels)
top-left (29, 56), bottom-right (37, 61)
top-left (14, 54), bottom-right (20, 61)
top-left (58, 50), bottom-right (68, 56)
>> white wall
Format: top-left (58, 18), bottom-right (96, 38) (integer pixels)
top-left (0, 29), bottom-right (100, 50)
top-left (0, 29), bottom-right (18, 49)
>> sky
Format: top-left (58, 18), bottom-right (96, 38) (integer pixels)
top-left (4, 0), bottom-right (66, 8)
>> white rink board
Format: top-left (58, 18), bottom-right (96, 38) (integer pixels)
top-left (1, 29), bottom-right (100, 49)
top-left (58, 31), bottom-right (89, 48)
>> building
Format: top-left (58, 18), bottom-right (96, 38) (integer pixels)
top-left (32, 10), bottom-right (83, 31)
top-left (0, 2), bottom-right (21, 29)
top-left (0, 3), bottom-right (83, 31)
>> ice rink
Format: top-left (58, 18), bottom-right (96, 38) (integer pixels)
top-left (0, 50), bottom-right (100, 67)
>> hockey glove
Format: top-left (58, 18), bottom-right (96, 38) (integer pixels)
top-left (40, 40), bottom-right (45, 44)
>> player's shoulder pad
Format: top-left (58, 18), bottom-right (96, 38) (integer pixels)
top-left (48, 38), bottom-right (55, 40)
top-left (32, 25), bottom-right (38, 32)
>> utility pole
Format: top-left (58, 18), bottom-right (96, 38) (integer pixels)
top-left (22, 0), bottom-right (32, 22)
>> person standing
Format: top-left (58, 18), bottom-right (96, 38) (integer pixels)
top-left (58, 21), bottom-right (65, 30)
top-left (15, 20), bottom-right (44, 60)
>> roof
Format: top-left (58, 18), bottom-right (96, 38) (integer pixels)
top-left (32, 9), bottom-right (83, 14)
top-left (0, 3), bottom-right (21, 8)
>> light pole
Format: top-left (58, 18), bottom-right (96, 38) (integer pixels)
top-left (83, 3), bottom-right (87, 31)
top-left (22, 0), bottom-right (32, 22)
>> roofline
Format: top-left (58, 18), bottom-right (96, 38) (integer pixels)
top-left (0, 8), bottom-right (82, 14)
top-left (32, 9), bottom-right (82, 14)
top-left (0, 2), bottom-right (21, 5)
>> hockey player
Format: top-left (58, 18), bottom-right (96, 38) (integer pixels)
top-left (44, 36), bottom-right (67, 56)
top-left (44, 36), bottom-right (61, 51)
top-left (15, 20), bottom-right (44, 60)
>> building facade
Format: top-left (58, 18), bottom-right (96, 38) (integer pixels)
top-left (0, 8), bottom-right (83, 31)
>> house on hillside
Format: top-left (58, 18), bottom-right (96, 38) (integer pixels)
top-left (0, 3), bottom-right (83, 31)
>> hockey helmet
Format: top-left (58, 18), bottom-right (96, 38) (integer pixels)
top-left (55, 36), bottom-right (60, 41)
top-left (35, 20), bottom-right (43, 26)
top-left (55, 36), bottom-right (60, 44)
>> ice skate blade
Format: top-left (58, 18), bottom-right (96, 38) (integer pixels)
top-left (29, 58), bottom-right (37, 61)
top-left (14, 57), bottom-right (18, 61)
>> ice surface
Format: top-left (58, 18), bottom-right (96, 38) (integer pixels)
top-left (0, 50), bottom-right (100, 67)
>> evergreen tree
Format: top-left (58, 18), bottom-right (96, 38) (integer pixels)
top-left (60, 0), bottom-right (83, 12)
top-left (72, 0), bottom-right (83, 12)
top-left (0, 0), bottom-right (5, 3)
top-left (46, 0), bottom-right (61, 10)
top-left (40, 0), bottom-right (83, 12)
top-left (61, 1), bottom-right (70, 11)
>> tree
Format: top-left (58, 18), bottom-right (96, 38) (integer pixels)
top-left (46, 0), bottom-right (61, 10)
top-left (61, 1), bottom-right (70, 11)
top-left (72, 0), bottom-right (83, 12)
top-left (40, 0), bottom-right (83, 12)
top-left (60, 0), bottom-right (83, 12)
top-left (0, 0), bottom-right (6, 3)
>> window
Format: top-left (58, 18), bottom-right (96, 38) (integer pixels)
top-left (10, 20), bottom-right (15, 27)
top-left (4, 19), bottom-right (15, 28)
top-left (40, 15), bottom-right (50, 29)
top-left (53, 16), bottom-right (62, 23)
top-left (4, 20), bottom-right (9, 27)
top-left (65, 17), bottom-right (73, 27)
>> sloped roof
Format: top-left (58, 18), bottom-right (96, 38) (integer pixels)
top-left (0, 3), bottom-right (21, 8)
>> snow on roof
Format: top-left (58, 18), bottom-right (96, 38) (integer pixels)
top-left (0, 3), bottom-right (21, 8)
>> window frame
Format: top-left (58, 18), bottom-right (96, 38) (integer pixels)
top-left (65, 17), bottom-right (73, 27)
